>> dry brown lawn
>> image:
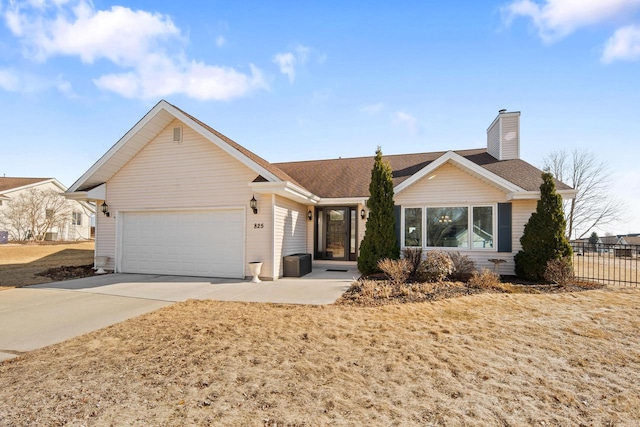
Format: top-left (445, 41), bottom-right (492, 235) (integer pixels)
top-left (0, 241), bottom-right (94, 289)
top-left (1, 288), bottom-right (639, 426)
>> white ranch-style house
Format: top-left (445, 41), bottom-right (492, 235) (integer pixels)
top-left (66, 101), bottom-right (575, 280)
top-left (0, 177), bottom-right (93, 242)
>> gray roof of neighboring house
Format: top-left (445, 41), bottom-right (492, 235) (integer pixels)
top-left (621, 236), bottom-right (640, 245)
top-left (0, 177), bottom-right (52, 193)
top-left (274, 149), bottom-right (572, 198)
top-left (599, 236), bottom-right (620, 244)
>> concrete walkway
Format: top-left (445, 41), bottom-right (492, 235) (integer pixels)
top-left (0, 262), bottom-right (358, 361)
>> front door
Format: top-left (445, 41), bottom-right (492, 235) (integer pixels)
top-left (325, 208), bottom-right (348, 260)
top-left (316, 207), bottom-right (357, 261)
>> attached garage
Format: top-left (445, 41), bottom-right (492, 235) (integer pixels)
top-left (119, 209), bottom-right (245, 278)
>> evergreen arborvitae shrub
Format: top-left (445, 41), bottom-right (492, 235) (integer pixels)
top-left (358, 147), bottom-right (399, 274)
top-left (515, 172), bottom-right (573, 281)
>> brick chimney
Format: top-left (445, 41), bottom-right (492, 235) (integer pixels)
top-left (487, 109), bottom-right (520, 160)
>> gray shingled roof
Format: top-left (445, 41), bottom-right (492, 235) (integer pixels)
top-left (274, 149), bottom-right (571, 198)
top-left (0, 177), bottom-right (51, 193)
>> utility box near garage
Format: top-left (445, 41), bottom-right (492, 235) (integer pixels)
top-left (283, 253), bottom-right (312, 277)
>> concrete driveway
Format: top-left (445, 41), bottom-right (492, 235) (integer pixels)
top-left (0, 263), bottom-right (357, 362)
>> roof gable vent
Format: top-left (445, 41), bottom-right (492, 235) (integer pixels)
top-left (172, 126), bottom-right (182, 143)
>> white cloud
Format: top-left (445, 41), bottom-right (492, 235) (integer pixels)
top-left (503, 0), bottom-right (640, 42)
top-left (360, 102), bottom-right (384, 115)
top-left (392, 111), bottom-right (419, 133)
top-left (2, 0), bottom-right (266, 100)
top-left (94, 59), bottom-right (266, 101)
top-left (602, 24), bottom-right (640, 62)
top-left (0, 69), bottom-right (19, 91)
top-left (0, 67), bottom-right (75, 95)
top-left (273, 52), bottom-right (296, 82)
top-left (215, 35), bottom-right (226, 47)
top-left (273, 43), bottom-right (311, 83)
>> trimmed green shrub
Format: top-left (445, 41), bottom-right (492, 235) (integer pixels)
top-left (358, 147), bottom-right (399, 274)
top-left (515, 172), bottom-right (573, 281)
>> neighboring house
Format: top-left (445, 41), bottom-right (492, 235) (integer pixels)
top-left (66, 101), bottom-right (575, 279)
top-left (618, 235), bottom-right (640, 246)
top-left (0, 177), bottom-right (94, 241)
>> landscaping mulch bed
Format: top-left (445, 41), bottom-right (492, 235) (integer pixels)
top-left (35, 264), bottom-right (96, 282)
top-left (336, 277), bottom-right (606, 307)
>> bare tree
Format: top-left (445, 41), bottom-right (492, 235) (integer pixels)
top-left (543, 149), bottom-right (625, 239)
top-left (0, 188), bottom-right (73, 241)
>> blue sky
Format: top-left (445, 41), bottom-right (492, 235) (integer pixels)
top-left (1, 0), bottom-right (639, 235)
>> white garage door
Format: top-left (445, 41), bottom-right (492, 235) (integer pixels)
top-left (120, 209), bottom-right (244, 278)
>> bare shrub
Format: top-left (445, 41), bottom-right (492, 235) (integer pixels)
top-left (448, 251), bottom-right (476, 281)
top-left (418, 250), bottom-right (454, 282)
top-left (402, 247), bottom-right (423, 277)
top-left (468, 269), bottom-right (501, 289)
top-left (544, 257), bottom-right (574, 285)
top-left (357, 280), bottom-right (394, 299)
top-left (377, 258), bottom-right (411, 285)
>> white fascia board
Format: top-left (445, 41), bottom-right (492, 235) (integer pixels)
top-left (394, 151), bottom-right (523, 195)
top-left (316, 197), bottom-right (368, 206)
top-left (166, 104), bottom-right (281, 183)
top-left (507, 189), bottom-right (577, 201)
top-left (64, 191), bottom-right (89, 201)
top-left (250, 181), bottom-right (320, 204)
top-left (64, 183), bottom-right (106, 203)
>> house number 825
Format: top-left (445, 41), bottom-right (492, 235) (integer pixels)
top-left (254, 223), bottom-right (264, 229)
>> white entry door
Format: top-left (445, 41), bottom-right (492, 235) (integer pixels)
top-left (120, 209), bottom-right (244, 278)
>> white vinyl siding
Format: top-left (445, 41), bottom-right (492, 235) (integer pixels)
top-left (501, 114), bottom-right (520, 160)
top-left (396, 163), bottom-right (505, 205)
top-left (487, 119), bottom-right (501, 160)
top-left (99, 119), bottom-right (275, 278)
top-left (273, 196), bottom-right (307, 278)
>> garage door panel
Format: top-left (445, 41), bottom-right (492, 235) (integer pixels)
top-left (121, 210), bottom-right (244, 278)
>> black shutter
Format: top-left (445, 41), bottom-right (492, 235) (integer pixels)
top-left (497, 203), bottom-right (512, 253)
top-left (394, 205), bottom-right (402, 249)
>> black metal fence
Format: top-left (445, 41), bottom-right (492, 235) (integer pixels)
top-left (570, 242), bottom-right (639, 286)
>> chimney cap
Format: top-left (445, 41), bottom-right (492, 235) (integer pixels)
top-left (498, 109), bottom-right (507, 114)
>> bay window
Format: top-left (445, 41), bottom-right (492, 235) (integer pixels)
top-left (402, 205), bottom-right (494, 250)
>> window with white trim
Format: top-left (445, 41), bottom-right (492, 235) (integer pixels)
top-left (402, 205), bottom-right (494, 250)
top-left (72, 211), bottom-right (82, 226)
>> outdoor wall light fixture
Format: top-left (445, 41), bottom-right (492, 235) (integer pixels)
top-left (307, 210), bottom-right (313, 221)
top-left (360, 209), bottom-right (366, 219)
top-left (250, 196), bottom-right (258, 214)
top-left (101, 201), bottom-right (110, 217)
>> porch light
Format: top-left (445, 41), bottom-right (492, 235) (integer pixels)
top-left (250, 196), bottom-right (258, 214)
top-left (307, 210), bottom-right (313, 221)
top-left (101, 201), bottom-right (110, 217)
top-left (360, 209), bottom-right (366, 219)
